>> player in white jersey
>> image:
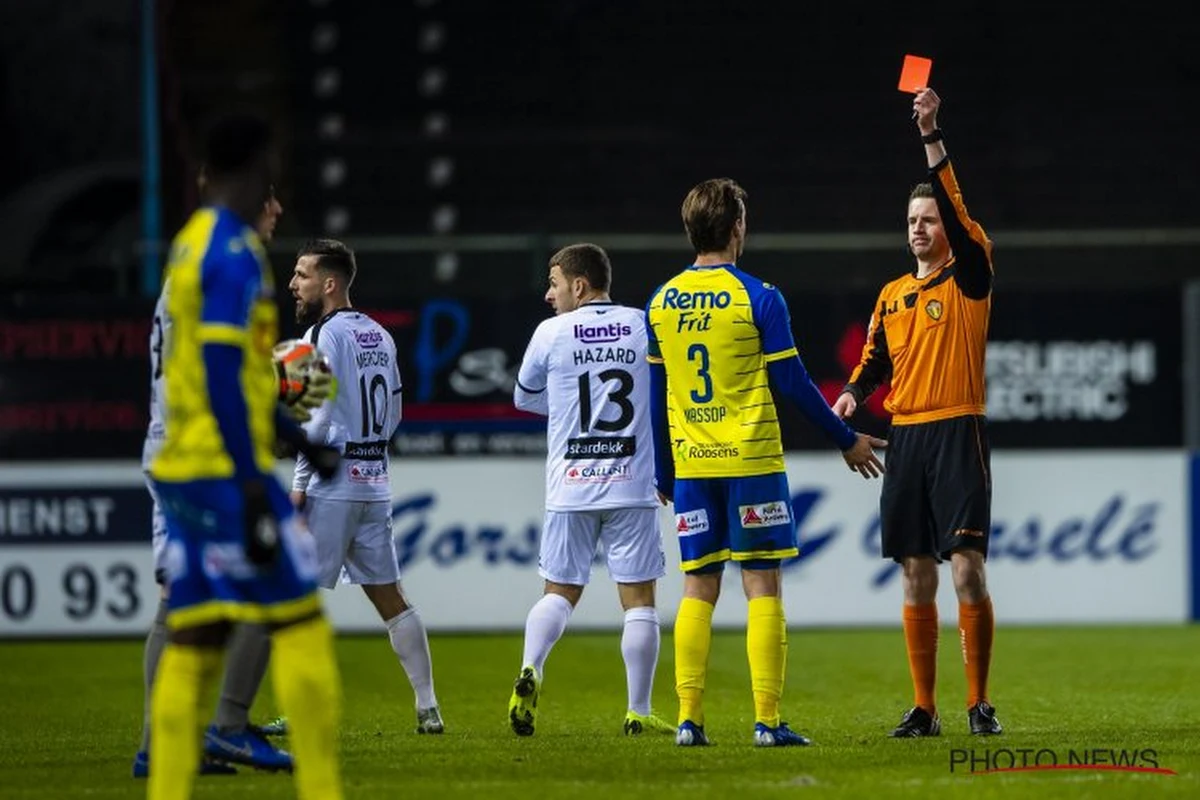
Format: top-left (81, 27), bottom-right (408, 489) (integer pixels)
top-left (134, 185), bottom-right (291, 778)
top-left (287, 238), bottom-right (444, 734)
top-left (508, 243), bottom-right (672, 738)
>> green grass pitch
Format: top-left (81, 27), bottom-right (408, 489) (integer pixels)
top-left (1, 626), bottom-right (1198, 798)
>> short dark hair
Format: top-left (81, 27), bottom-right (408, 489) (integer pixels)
top-left (202, 112), bottom-right (272, 179)
top-left (909, 182), bottom-right (935, 202)
top-left (298, 238), bottom-right (357, 286)
top-left (682, 178), bottom-right (746, 255)
top-left (549, 243), bottom-right (611, 292)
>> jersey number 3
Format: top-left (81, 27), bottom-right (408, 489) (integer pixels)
top-left (577, 369), bottom-right (634, 433)
top-left (687, 343), bottom-right (713, 403)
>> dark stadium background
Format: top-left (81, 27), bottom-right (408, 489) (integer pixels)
top-left (0, 0), bottom-right (1195, 457)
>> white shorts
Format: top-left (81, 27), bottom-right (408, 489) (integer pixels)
top-left (145, 475), bottom-right (169, 583)
top-left (539, 507), bottom-right (665, 586)
top-left (305, 497), bottom-right (401, 590)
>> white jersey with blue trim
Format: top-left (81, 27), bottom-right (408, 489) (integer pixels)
top-left (292, 308), bottom-right (401, 502)
top-left (515, 302), bottom-right (657, 512)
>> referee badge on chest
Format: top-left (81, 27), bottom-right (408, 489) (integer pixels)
top-left (925, 299), bottom-right (944, 321)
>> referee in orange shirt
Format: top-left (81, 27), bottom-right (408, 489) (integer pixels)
top-left (832, 88), bottom-right (1001, 738)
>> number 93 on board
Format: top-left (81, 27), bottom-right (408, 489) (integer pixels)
top-left (0, 546), bottom-right (153, 636)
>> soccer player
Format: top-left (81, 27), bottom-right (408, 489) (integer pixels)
top-left (647, 179), bottom-right (885, 747)
top-left (509, 243), bottom-right (674, 738)
top-left (148, 112), bottom-right (344, 800)
top-left (135, 178), bottom-right (291, 778)
top-left (287, 238), bottom-right (445, 735)
top-left (831, 88), bottom-right (1001, 738)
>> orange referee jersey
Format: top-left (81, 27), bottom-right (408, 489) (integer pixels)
top-left (846, 157), bottom-right (993, 425)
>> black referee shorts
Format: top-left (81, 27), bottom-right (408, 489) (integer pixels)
top-left (879, 414), bottom-right (991, 562)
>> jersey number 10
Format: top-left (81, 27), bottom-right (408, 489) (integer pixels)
top-left (358, 373), bottom-right (388, 437)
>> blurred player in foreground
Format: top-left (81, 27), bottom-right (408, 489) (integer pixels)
top-left (287, 238), bottom-right (444, 734)
top-left (147, 112), bottom-right (343, 799)
top-left (136, 177), bottom-right (291, 778)
top-left (831, 88), bottom-right (1001, 738)
top-left (647, 179), bottom-right (885, 747)
top-left (509, 243), bottom-right (674, 738)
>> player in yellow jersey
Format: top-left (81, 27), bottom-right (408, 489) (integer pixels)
top-left (646, 178), bottom-right (885, 747)
top-left (147, 112), bottom-right (343, 800)
top-left (134, 174), bottom-right (292, 780)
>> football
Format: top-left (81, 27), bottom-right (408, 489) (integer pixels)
top-left (272, 338), bottom-right (336, 407)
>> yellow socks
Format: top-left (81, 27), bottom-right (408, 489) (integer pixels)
top-left (747, 596), bottom-right (787, 728)
top-left (148, 644), bottom-right (223, 800)
top-left (270, 616), bottom-right (344, 800)
top-left (674, 597), bottom-right (714, 726)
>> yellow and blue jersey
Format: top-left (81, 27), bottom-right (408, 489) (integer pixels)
top-left (150, 207), bottom-right (279, 483)
top-left (148, 206), bottom-right (321, 628)
top-left (646, 265), bottom-right (798, 479)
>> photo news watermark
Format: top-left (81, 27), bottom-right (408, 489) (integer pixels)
top-left (950, 748), bottom-right (1176, 776)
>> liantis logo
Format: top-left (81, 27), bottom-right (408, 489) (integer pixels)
top-left (574, 323), bottom-right (632, 344)
top-left (355, 329), bottom-right (384, 349)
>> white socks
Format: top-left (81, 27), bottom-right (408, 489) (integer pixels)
top-left (521, 593), bottom-right (574, 673)
top-left (621, 606), bottom-right (660, 716)
top-left (385, 608), bottom-right (438, 709)
top-left (519, 595), bottom-right (660, 715)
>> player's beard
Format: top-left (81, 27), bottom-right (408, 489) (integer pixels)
top-left (296, 298), bottom-right (323, 325)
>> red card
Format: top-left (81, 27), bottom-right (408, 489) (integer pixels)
top-left (898, 54), bottom-right (932, 93)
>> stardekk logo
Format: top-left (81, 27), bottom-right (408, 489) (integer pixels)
top-left (574, 322), bottom-right (631, 344)
top-left (675, 509), bottom-right (710, 536)
top-left (564, 437), bottom-right (636, 459)
top-left (739, 502), bottom-right (791, 529)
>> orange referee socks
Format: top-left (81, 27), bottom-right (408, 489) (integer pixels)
top-left (958, 597), bottom-right (994, 708)
top-left (902, 603), bottom-right (938, 714)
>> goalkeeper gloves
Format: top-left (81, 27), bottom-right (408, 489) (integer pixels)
top-left (274, 340), bottom-right (337, 423)
top-left (283, 368), bottom-right (334, 423)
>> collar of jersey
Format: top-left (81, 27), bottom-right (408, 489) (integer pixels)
top-left (687, 263), bottom-right (735, 271)
top-left (205, 204), bottom-right (257, 232)
top-left (316, 306), bottom-right (356, 324)
top-left (911, 256), bottom-right (954, 281)
top-left (579, 300), bottom-right (616, 307)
